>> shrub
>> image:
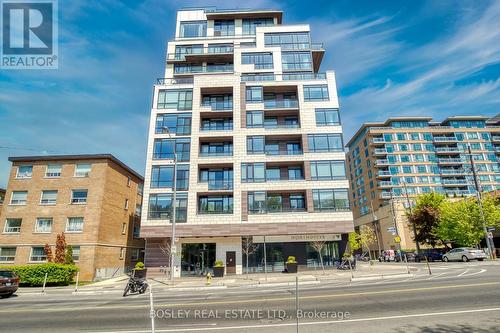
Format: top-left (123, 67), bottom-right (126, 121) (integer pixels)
top-left (286, 256), bottom-right (297, 264)
top-left (3, 263), bottom-right (79, 286)
top-left (214, 260), bottom-right (224, 267)
top-left (65, 245), bottom-right (74, 265)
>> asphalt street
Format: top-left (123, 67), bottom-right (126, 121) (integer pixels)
top-left (1, 262), bottom-right (500, 333)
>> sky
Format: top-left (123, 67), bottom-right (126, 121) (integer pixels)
top-left (0, 0), bottom-right (499, 188)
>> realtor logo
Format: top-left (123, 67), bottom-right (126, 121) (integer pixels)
top-left (1, 0), bottom-right (58, 69)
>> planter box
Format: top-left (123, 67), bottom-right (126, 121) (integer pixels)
top-left (285, 263), bottom-right (298, 273)
top-left (213, 266), bottom-right (225, 277)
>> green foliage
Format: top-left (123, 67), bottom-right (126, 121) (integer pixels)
top-left (65, 245), bottom-right (74, 265)
top-left (438, 197), bottom-right (491, 247)
top-left (134, 262), bottom-right (145, 270)
top-left (482, 193), bottom-right (500, 228)
top-left (407, 193), bottom-right (446, 247)
top-left (3, 263), bottom-right (79, 286)
top-left (286, 256), bottom-right (297, 264)
top-left (214, 260), bottom-right (224, 267)
top-left (347, 232), bottom-right (361, 255)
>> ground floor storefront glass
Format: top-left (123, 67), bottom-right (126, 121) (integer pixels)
top-left (242, 241), bottom-right (342, 273)
top-left (181, 243), bottom-right (215, 276)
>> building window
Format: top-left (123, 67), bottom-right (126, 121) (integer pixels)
top-left (179, 21), bottom-right (207, 38)
top-left (246, 111), bottom-right (264, 128)
top-left (157, 89), bottom-right (193, 110)
top-left (241, 73), bottom-right (275, 82)
top-left (313, 189), bottom-right (350, 211)
top-left (30, 247), bottom-right (47, 262)
top-left (0, 247), bottom-right (16, 262)
top-left (245, 86), bottom-right (263, 103)
top-left (242, 18), bottom-right (274, 35)
top-left (16, 165), bottom-right (33, 178)
top-left (264, 32), bottom-right (310, 50)
top-left (242, 52), bottom-right (273, 69)
top-left (281, 52), bottom-right (312, 71)
top-left (150, 165), bottom-right (189, 190)
top-left (71, 246), bottom-right (80, 261)
top-left (71, 190), bottom-right (88, 204)
top-left (247, 136), bottom-right (265, 154)
top-left (40, 190), bottom-right (57, 205)
top-left (45, 164), bottom-right (62, 178)
top-left (119, 247), bottom-right (125, 260)
top-left (133, 223), bottom-right (140, 238)
top-left (155, 113), bottom-right (192, 135)
top-left (241, 163), bottom-right (266, 183)
top-left (127, 177), bottom-right (132, 187)
top-left (121, 223), bottom-right (127, 235)
top-left (131, 248), bottom-right (140, 261)
top-left (303, 85), bottom-right (329, 101)
top-left (124, 199), bottom-right (129, 210)
top-left (153, 138), bottom-right (191, 161)
top-left (214, 20), bottom-right (234, 36)
top-left (66, 217), bottom-right (84, 232)
top-left (147, 193), bottom-right (188, 222)
top-left (10, 191), bottom-right (27, 205)
top-left (4, 218), bottom-right (22, 233)
top-left (74, 163), bottom-right (91, 177)
top-left (198, 195), bottom-right (233, 214)
top-left (35, 218), bottom-right (53, 233)
top-left (308, 134), bottom-right (343, 152)
top-left (315, 108), bottom-right (340, 126)
top-left (310, 161), bottom-right (346, 180)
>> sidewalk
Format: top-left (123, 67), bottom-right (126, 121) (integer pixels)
top-left (16, 262), bottom-right (416, 295)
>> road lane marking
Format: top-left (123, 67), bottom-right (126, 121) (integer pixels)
top-left (2, 280), bottom-right (500, 313)
top-left (86, 307), bottom-right (500, 332)
top-left (457, 269), bottom-right (470, 277)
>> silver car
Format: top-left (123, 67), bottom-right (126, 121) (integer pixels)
top-left (442, 248), bottom-right (487, 262)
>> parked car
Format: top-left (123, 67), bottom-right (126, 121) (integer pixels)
top-left (0, 270), bottom-right (19, 298)
top-left (442, 248), bottom-right (487, 262)
top-left (420, 248), bottom-right (445, 262)
top-left (379, 250), bottom-right (397, 262)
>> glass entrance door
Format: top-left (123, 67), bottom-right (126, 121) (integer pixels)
top-left (181, 243), bottom-right (216, 276)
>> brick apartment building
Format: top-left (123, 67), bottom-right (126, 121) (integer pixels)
top-left (0, 154), bottom-right (145, 281)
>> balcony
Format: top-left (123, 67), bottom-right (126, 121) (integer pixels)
top-left (492, 136), bottom-right (500, 141)
top-left (440, 169), bottom-right (466, 175)
top-left (444, 190), bottom-right (471, 196)
top-left (441, 179), bottom-right (468, 186)
top-left (433, 136), bottom-right (457, 142)
top-left (241, 73), bottom-right (327, 82)
top-left (156, 77), bottom-right (194, 85)
top-left (375, 159), bottom-right (390, 166)
top-left (265, 148), bottom-right (303, 156)
top-left (371, 137), bottom-right (386, 145)
top-left (208, 179), bottom-right (234, 190)
top-left (377, 170), bottom-right (392, 177)
top-left (174, 63), bottom-right (233, 75)
top-left (248, 192), bottom-right (307, 214)
top-left (374, 148), bottom-right (388, 155)
top-left (437, 158), bottom-right (463, 164)
top-left (263, 99), bottom-right (299, 110)
top-left (200, 123), bottom-right (233, 131)
top-left (311, 42), bottom-right (325, 72)
top-left (199, 150), bottom-right (233, 157)
top-left (435, 147), bottom-right (461, 153)
top-left (380, 192), bottom-right (392, 199)
top-left (379, 181), bottom-right (393, 187)
top-left (167, 46), bottom-right (234, 63)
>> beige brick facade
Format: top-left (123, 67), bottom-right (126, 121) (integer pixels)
top-left (0, 155), bottom-right (144, 281)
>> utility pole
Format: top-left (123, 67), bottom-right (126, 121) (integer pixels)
top-left (402, 180), bottom-right (420, 254)
top-left (467, 145), bottom-right (495, 259)
top-left (389, 191), bottom-right (403, 257)
top-left (163, 127), bottom-right (178, 281)
top-left (370, 200), bottom-right (382, 257)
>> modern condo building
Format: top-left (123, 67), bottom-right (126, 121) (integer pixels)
top-left (141, 8), bottom-right (353, 277)
top-left (346, 116), bottom-right (500, 252)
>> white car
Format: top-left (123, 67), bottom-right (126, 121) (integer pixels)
top-left (442, 248), bottom-right (487, 262)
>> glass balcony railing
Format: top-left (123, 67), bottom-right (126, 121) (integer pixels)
top-left (264, 99), bottom-right (299, 109)
top-left (174, 64), bottom-right (233, 74)
top-left (156, 77), bottom-right (194, 85)
top-left (433, 137), bottom-right (457, 142)
top-left (201, 102), bottom-right (233, 111)
top-left (241, 73), bottom-right (327, 82)
top-left (264, 149), bottom-right (303, 156)
top-left (199, 150), bottom-right (233, 157)
top-left (200, 124), bottom-right (233, 131)
top-left (168, 46), bottom-right (234, 61)
top-left (207, 179), bottom-right (234, 190)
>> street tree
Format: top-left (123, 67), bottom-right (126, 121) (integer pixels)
top-left (242, 236), bottom-right (259, 279)
top-left (346, 232), bottom-right (361, 257)
top-left (159, 239), bottom-right (172, 275)
top-left (310, 241), bottom-right (326, 272)
top-left (43, 243), bottom-right (53, 263)
top-left (65, 245), bottom-right (74, 265)
top-left (359, 225), bottom-right (377, 259)
top-left (407, 192), bottom-right (446, 248)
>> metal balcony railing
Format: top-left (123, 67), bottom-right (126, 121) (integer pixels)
top-left (433, 137), bottom-right (457, 142)
top-left (264, 99), bottom-right (299, 109)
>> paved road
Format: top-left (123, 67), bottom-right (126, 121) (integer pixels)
top-left (1, 262), bottom-right (500, 333)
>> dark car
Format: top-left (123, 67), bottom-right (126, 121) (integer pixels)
top-left (0, 270), bottom-right (19, 298)
top-left (420, 249), bottom-right (445, 262)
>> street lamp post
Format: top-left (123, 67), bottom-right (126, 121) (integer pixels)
top-left (163, 127), bottom-right (178, 282)
top-left (467, 144), bottom-right (495, 259)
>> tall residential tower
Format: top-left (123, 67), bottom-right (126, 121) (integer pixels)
top-left (141, 8), bottom-right (353, 277)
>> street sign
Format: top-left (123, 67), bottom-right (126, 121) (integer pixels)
top-left (387, 227), bottom-right (396, 232)
top-left (171, 245), bottom-right (177, 254)
top-left (487, 227), bottom-right (496, 232)
top-left (394, 236), bottom-right (401, 243)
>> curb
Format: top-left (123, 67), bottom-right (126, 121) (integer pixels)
top-left (350, 273), bottom-right (414, 282)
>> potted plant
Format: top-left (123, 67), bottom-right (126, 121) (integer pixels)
top-left (213, 260), bottom-right (225, 277)
top-left (285, 256), bottom-right (298, 273)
